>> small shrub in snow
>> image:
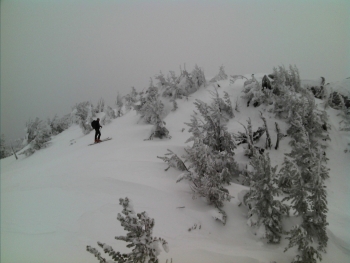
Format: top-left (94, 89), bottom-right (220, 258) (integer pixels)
top-left (243, 153), bottom-right (288, 243)
top-left (235, 119), bottom-right (266, 158)
top-left (87, 197), bottom-right (168, 263)
top-left (157, 149), bottom-right (188, 172)
top-left (230, 74), bottom-right (248, 85)
top-left (145, 120), bottom-right (171, 141)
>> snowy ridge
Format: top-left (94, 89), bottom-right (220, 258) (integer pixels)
top-left (1, 75), bottom-right (350, 263)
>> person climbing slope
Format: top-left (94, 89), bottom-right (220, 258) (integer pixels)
top-left (91, 118), bottom-right (102, 143)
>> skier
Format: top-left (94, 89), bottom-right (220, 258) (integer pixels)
top-left (91, 118), bottom-right (102, 143)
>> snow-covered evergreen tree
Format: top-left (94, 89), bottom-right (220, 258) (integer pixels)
top-left (230, 74), bottom-right (248, 84)
top-left (209, 89), bottom-right (234, 119)
top-left (95, 98), bottom-right (105, 113)
top-left (175, 96), bottom-right (238, 224)
top-left (280, 109), bottom-right (329, 261)
top-left (155, 71), bottom-right (182, 99)
top-left (21, 118), bottom-right (51, 156)
top-left (210, 65), bottom-right (228, 83)
top-left (187, 99), bottom-right (236, 153)
top-left (1, 134), bottom-right (10, 159)
top-left (106, 105), bottom-right (117, 120)
top-left (237, 119), bottom-right (260, 158)
top-left (135, 84), bottom-right (170, 140)
top-left (178, 138), bottom-right (233, 224)
top-left (138, 87), bottom-right (164, 125)
top-left (47, 114), bottom-right (71, 135)
top-left (100, 106), bottom-right (117, 126)
top-left (243, 153), bottom-right (288, 243)
top-left (259, 112), bottom-right (272, 149)
top-left (191, 64), bottom-right (206, 90)
top-left (124, 87), bottom-right (138, 111)
top-left (115, 92), bottom-right (124, 117)
top-left (285, 225), bottom-right (323, 263)
top-left (241, 75), bottom-right (272, 107)
top-left (71, 101), bottom-right (96, 135)
top-left (328, 91), bottom-right (350, 131)
top-left (145, 119), bottom-right (171, 141)
top-left (87, 197), bottom-right (168, 263)
top-left (157, 149), bottom-right (188, 172)
top-left (271, 65), bottom-right (301, 93)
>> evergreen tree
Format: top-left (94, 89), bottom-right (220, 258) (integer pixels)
top-left (179, 138), bottom-right (232, 224)
top-left (244, 153), bottom-right (288, 243)
top-left (124, 87), bottom-right (138, 111)
top-left (107, 105), bottom-right (117, 120)
top-left (1, 134), bottom-right (10, 159)
top-left (210, 65), bottom-right (228, 82)
top-left (157, 149), bottom-right (188, 172)
top-left (137, 85), bottom-right (170, 140)
top-left (115, 92), bottom-right (124, 117)
top-left (21, 118), bottom-right (51, 156)
top-left (138, 89), bottom-right (164, 125)
top-left (176, 96), bottom-right (238, 224)
top-left (223, 91), bottom-right (234, 118)
top-left (281, 112), bottom-right (329, 261)
top-left (209, 89), bottom-right (234, 119)
top-left (71, 101), bottom-right (96, 135)
top-left (259, 112), bottom-right (272, 149)
top-left (241, 75), bottom-right (272, 107)
top-left (155, 71), bottom-right (182, 99)
top-left (95, 98), bottom-right (105, 113)
top-left (191, 64), bottom-right (206, 90)
top-left (285, 225), bottom-right (323, 263)
top-left (188, 99), bottom-right (236, 153)
top-left (87, 197), bottom-right (168, 263)
top-left (47, 114), bottom-right (71, 135)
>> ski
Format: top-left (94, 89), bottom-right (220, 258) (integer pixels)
top-left (88, 137), bottom-right (112, 146)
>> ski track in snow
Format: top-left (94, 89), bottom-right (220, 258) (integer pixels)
top-left (1, 76), bottom-right (350, 263)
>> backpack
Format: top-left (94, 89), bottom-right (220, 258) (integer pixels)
top-left (91, 120), bottom-right (97, 129)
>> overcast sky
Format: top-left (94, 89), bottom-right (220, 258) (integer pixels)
top-left (1, 0), bottom-right (349, 142)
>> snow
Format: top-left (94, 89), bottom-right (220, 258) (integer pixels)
top-left (1, 76), bottom-right (350, 263)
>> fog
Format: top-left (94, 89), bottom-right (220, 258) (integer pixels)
top-left (1, 0), bottom-right (349, 142)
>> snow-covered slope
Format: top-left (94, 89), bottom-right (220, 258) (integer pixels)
top-left (1, 77), bottom-right (350, 263)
